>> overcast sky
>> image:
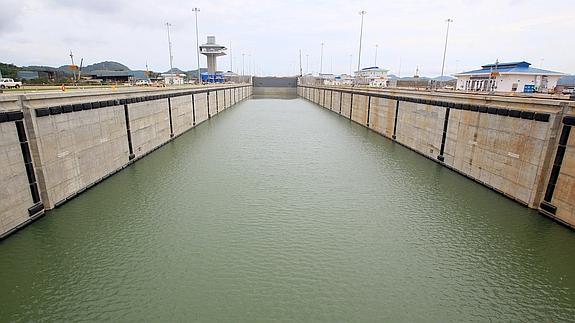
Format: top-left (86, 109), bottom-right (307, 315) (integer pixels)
top-left (1, 0), bottom-right (574, 76)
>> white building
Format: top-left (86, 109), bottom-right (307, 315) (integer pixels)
top-left (354, 66), bottom-right (389, 87)
top-left (161, 73), bottom-right (186, 86)
top-left (318, 73), bottom-right (336, 85)
top-left (454, 61), bottom-right (564, 93)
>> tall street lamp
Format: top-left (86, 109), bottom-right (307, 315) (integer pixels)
top-left (248, 54), bottom-right (251, 76)
top-left (242, 53), bottom-right (245, 77)
top-left (165, 22), bottom-right (173, 73)
top-left (192, 8), bottom-right (201, 83)
top-left (320, 42), bottom-right (325, 74)
top-left (439, 18), bottom-right (453, 90)
top-left (349, 54), bottom-right (352, 75)
top-left (374, 44), bottom-right (378, 66)
top-left (357, 10), bottom-right (367, 72)
top-left (229, 41), bottom-right (233, 73)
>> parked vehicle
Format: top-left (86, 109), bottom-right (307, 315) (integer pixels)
top-left (0, 78), bottom-right (22, 89)
top-left (562, 88), bottom-right (574, 95)
top-left (135, 79), bottom-right (151, 86)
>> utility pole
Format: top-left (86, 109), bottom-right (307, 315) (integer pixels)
top-left (306, 54), bottom-right (309, 74)
top-left (192, 8), bottom-right (201, 82)
top-left (242, 53), bottom-right (245, 77)
top-left (374, 44), bottom-right (378, 66)
top-left (439, 18), bottom-right (453, 90)
top-left (357, 10), bottom-right (367, 72)
top-left (166, 22), bottom-right (174, 73)
top-left (320, 42), bottom-right (325, 74)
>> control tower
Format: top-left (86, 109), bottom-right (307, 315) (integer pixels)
top-left (199, 36), bottom-right (227, 74)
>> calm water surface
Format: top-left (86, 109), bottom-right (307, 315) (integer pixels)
top-left (1, 98), bottom-right (575, 322)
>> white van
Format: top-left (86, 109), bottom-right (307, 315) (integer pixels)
top-left (0, 78), bottom-right (22, 89)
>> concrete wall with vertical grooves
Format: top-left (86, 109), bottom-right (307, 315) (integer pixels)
top-left (194, 92), bottom-right (209, 125)
top-left (369, 97), bottom-right (397, 138)
top-left (0, 99), bottom-right (36, 236)
top-left (543, 109), bottom-right (575, 227)
top-left (0, 84), bottom-right (251, 239)
top-left (298, 85), bottom-right (575, 229)
top-left (556, 116), bottom-right (575, 223)
top-left (171, 95), bottom-right (195, 137)
top-left (341, 93), bottom-right (352, 118)
top-left (396, 101), bottom-right (446, 160)
top-left (130, 99), bottom-right (171, 159)
top-left (208, 91), bottom-right (217, 117)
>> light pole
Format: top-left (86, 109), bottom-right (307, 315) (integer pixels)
top-left (349, 54), bottom-right (352, 75)
top-left (192, 8), bottom-right (201, 82)
top-left (165, 23), bottom-right (173, 74)
top-left (357, 10), bottom-right (367, 72)
top-left (439, 18), bottom-right (453, 90)
top-left (229, 41), bottom-right (233, 73)
top-left (242, 53), bottom-right (245, 77)
top-left (330, 56), bottom-right (333, 74)
top-left (320, 42), bottom-right (325, 74)
top-left (299, 49), bottom-right (303, 76)
top-left (374, 44), bottom-right (378, 66)
top-left (306, 54), bottom-right (309, 74)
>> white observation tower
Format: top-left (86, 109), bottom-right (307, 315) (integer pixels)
top-left (199, 36), bottom-right (227, 74)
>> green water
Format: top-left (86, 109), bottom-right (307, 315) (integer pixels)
top-left (1, 98), bottom-right (575, 322)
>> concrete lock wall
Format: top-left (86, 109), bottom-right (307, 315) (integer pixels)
top-left (541, 109), bottom-right (575, 226)
top-left (0, 98), bottom-right (40, 236)
top-left (0, 84), bottom-right (251, 239)
top-left (299, 85), bottom-right (575, 229)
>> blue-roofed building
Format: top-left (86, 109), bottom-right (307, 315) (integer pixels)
top-left (454, 61), bottom-right (565, 93)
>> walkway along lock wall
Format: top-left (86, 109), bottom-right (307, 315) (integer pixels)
top-left (0, 84), bottom-right (252, 239)
top-left (298, 85), bottom-right (575, 229)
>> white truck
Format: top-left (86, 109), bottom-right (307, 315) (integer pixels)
top-left (0, 78), bottom-right (22, 89)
